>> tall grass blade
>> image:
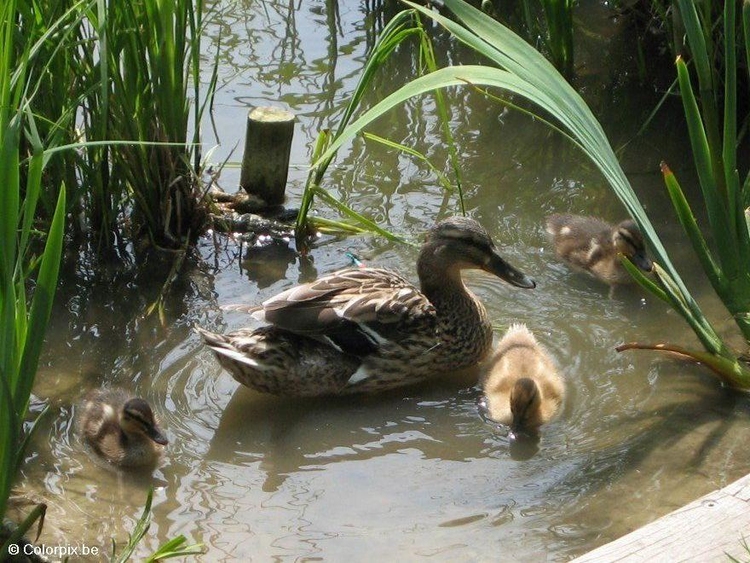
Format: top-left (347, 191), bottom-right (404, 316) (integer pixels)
top-left (417, 18), bottom-right (465, 214)
top-left (0, 503), bottom-right (47, 559)
top-left (675, 57), bottom-right (733, 264)
top-left (297, 11), bottom-right (423, 241)
top-left (17, 185), bottom-right (66, 411)
top-left (661, 163), bottom-right (724, 290)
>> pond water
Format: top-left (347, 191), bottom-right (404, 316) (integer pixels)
top-left (13, 0), bottom-right (750, 561)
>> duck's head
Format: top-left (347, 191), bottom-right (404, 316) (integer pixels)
top-left (420, 216), bottom-right (536, 289)
top-left (120, 398), bottom-right (169, 445)
top-left (510, 377), bottom-right (542, 433)
top-left (613, 220), bottom-right (652, 272)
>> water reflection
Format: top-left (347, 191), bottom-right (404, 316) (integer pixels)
top-left (241, 242), bottom-right (301, 288)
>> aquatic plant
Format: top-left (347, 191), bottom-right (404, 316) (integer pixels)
top-left (0, 0), bottom-right (66, 552)
top-left (13, 0), bottom-right (86, 224)
top-left (617, 0), bottom-right (750, 381)
top-left (94, 0), bottom-right (214, 249)
top-left (111, 489), bottom-right (203, 562)
top-left (295, 9), bottom-right (464, 248)
top-left (18, 0), bottom-right (216, 251)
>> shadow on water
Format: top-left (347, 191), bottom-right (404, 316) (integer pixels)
top-left (206, 368), bottom-right (490, 493)
top-left (549, 363), bottom-right (750, 555)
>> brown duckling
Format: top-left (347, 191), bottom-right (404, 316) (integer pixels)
top-left (546, 214), bottom-right (652, 285)
top-left (482, 324), bottom-right (564, 434)
top-left (77, 388), bottom-right (168, 469)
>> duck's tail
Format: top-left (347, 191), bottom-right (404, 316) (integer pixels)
top-left (195, 325), bottom-right (359, 397)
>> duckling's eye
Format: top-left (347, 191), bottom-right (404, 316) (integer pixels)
top-left (617, 230), bottom-right (641, 254)
top-left (124, 409), bottom-right (151, 428)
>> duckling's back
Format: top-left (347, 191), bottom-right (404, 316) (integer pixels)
top-left (78, 389), bottom-right (129, 440)
top-left (546, 214), bottom-right (613, 266)
top-left (482, 324), bottom-right (564, 426)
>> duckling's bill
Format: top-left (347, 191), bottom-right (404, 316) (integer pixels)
top-left (147, 425), bottom-right (169, 445)
top-left (630, 250), bottom-right (653, 272)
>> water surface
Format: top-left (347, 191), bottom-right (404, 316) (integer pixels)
top-left (14, 1), bottom-right (750, 560)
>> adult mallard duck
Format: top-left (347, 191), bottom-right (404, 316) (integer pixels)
top-left (197, 216), bottom-right (536, 397)
top-left (545, 214), bottom-right (652, 285)
top-left (482, 323), bottom-right (564, 434)
top-left (77, 388), bottom-right (168, 469)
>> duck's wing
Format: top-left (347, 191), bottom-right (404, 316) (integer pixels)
top-left (257, 268), bottom-right (437, 355)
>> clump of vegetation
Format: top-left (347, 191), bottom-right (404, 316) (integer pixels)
top-left (18, 0), bottom-right (215, 252)
top-left (617, 0), bottom-right (750, 384)
top-left (2, 0), bottom-right (213, 555)
top-left (97, 0), bottom-right (213, 249)
top-left (1, 0), bottom-right (66, 551)
top-left (294, 9), bottom-right (464, 248)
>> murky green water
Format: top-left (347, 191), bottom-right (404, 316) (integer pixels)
top-left (13, 1), bottom-right (750, 561)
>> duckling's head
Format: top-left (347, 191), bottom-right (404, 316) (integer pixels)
top-left (613, 220), bottom-right (652, 272)
top-left (510, 378), bottom-right (542, 433)
top-left (120, 398), bottom-right (168, 445)
top-left (420, 216), bottom-right (536, 289)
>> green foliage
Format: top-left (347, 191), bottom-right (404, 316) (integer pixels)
top-left (110, 489), bottom-right (204, 563)
top-left (95, 0), bottom-right (212, 248)
top-left (18, 0), bottom-right (215, 250)
top-left (663, 0), bottom-right (750, 343)
top-left (294, 10), bottom-right (463, 248)
top-left (612, 0), bottom-right (750, 380)
top-left (0, 0), bottom-right (66, 542)
top-left (539, 0), bottom-right (575, 78)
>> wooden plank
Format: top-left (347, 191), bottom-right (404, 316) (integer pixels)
top-left (573, 473), bottom-right (750, 562)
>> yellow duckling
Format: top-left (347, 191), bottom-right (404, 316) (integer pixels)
top-left (546, 214), bottom-right (652, 285)
top-left (482, 324), bottom-right (564, 434)
top-left (77, 389), bottom-right (168, 469)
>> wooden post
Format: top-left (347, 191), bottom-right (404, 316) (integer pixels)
top-left (239, 107), bottom-right (295, 206)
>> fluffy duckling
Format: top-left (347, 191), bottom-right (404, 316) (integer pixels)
top-left (546, 214), bottom-right (652, 285)
top-left (77, 388), bottom-right (168, 469)
top-left (482, 324), bottom-right (564, 434)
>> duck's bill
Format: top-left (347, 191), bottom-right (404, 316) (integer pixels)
top-left (631, 252), bottom-right (653, 272)
top-left (148, 426), bottom-right (169, 445)
top-left (485, 252), bottom-right (536, 289)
